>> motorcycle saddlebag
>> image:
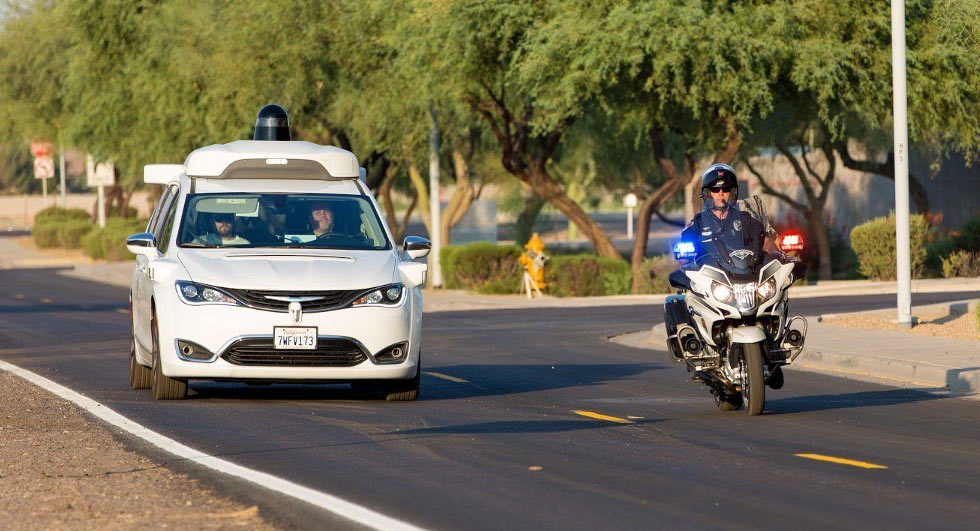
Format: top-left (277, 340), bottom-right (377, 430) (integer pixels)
top-left (663, 294), bottom-right (692, 361)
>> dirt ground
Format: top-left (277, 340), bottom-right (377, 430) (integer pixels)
top-left (0, 372), bottom-right (277, 530)
top-left (822, 305), bottom-right (980, 342)
top-left (14, 237), bottom-right (95, 263)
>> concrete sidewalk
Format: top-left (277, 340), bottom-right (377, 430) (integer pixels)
top-left (621, 298), bottom-right (980, 395)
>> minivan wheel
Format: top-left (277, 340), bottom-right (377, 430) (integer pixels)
top-left (382, 364), bottom-right (420, 402)
top-left (150, 313), bottom-right (187, 400)
top-left (129, 337), bottom-right (151, 390)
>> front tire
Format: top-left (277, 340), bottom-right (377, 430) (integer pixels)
top-left (150, 312), bottom-right (187, 400)
top-left (742, 343), bottom-right (765, 416)
top-left (129, 316), bottom-right (151, 390)
top-left (382, 364), bottom-right (420, 401)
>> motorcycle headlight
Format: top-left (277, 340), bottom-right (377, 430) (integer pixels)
top-left (711, 281), bottom-right (733, 302)
top-left (351, 284), bottom-right (404, 307)
top-left (757, 278), bottom-right (777, 301)
top-left (175, 281), bottom-right (240, 306)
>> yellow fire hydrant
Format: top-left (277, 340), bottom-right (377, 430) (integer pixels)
top-left (519, 233), bottom-right (548, 298)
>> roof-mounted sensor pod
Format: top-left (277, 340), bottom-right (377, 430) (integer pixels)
top-left (253, 104), bottom-right (291, 141)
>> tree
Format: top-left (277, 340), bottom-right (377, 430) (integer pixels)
top-left (393, 0), bottom-right (631, 259)
top-left (785, 0), bottom-right (980, 215)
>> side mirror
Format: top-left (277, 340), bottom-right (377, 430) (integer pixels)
top-left (126, 232), bottom-right (158, 258)
top-left (668, 270), bottom-right (692, 291)
top-left (402, 236), bottom-right (431, 260)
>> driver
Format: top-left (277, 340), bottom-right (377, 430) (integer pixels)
top-left (678, 163), bottom-right (774, 265)
top-left (310, 201), bottom-right (338, 238)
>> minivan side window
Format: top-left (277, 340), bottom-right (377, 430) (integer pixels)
top-left (148, 186), bottom-right (176, 237)
top-left (154, 187), bottom-right (180, 253)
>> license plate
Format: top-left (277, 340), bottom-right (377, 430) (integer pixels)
top-left (274, 326), bottom-right (317, 350)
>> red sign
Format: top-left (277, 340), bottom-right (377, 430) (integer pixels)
top-left (30, 139), bottom-right (54, 158)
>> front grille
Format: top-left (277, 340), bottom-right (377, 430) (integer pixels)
top-left (223, 288), bottom-right (362, 312)
top-left (220, 337), bottom-right (368, 367)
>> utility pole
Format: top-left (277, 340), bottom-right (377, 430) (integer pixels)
top-left (59, 144), bottom-right (67, 209)
top-left (892, 0), bottom-right (912, 327)
top-left (429, 108), bottom-right (442, 288)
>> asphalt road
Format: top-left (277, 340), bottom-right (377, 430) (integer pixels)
top-left (1, 268), bottom-right (979, 530)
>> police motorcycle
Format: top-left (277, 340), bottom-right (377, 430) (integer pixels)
top-left (663, 196), bottom-right (808, 415)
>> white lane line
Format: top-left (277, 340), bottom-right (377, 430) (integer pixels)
top-left (0, 359), bottom-right (426, 531)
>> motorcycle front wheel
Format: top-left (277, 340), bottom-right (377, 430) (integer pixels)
top-left (741, 343), bottom-right (766, 416)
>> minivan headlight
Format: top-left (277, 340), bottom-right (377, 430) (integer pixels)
top-left (175, 281), bottom-right (240, 306)
top-left (351, 284), bottom-right (403, 307)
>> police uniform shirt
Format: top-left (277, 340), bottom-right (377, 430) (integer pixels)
top-left (680, 210), bottom-right (765, 262)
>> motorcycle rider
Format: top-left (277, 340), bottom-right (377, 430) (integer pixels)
top-left (679, 163), bottom-right (776, 265)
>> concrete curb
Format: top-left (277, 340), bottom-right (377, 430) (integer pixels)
top-left (817, 299), bottom-right (978, 323)
top-left (634, 323), bottom-right (980, 395)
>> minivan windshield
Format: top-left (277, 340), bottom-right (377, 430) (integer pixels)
top-left (176, 193), bottom-right (391, 250)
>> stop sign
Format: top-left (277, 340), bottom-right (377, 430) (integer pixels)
top-left (30, 139), bottom-right (54, 158)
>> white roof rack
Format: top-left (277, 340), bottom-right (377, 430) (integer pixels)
top-left (183, 140), bottom-right (360, 180)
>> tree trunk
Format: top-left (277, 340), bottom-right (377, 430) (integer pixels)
top-left (514, 192), bottom-right (545, 246)
top-left (407, 163), bottom-right (431, 237)
top-left (810, 213), bottom-right (833, 281)
top-left (630, 177), bottom-right (687, 293)
top-left (528, 168), bottom-right (621, 260)
top-left (440, 148), bottom-right (475, 246)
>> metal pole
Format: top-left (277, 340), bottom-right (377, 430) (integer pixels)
top-left (891, 0), bottom-right (912, 327)
top-left (627, 206), bottom-right (634, 240)
top-left (428, 108), bottom-right (442, 287)
top-left (42, 175), bottom-right (47, 204)
top-left (97, 184), bottom-right (106, 229)
top-left (59, 145), bottom-right (67, 209)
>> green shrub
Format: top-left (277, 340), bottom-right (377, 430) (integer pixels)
top-left (545, 254), bottom-right (631, 297)
top-left (941, 251), bottom-right (980, 278)
top-left (632, 254), bottom-right (676, 294)
top-left (34, 206), bottom-right (89, 224)
top-left (925, 236), bottom-right (957, 277)
top-left (850, 212), bottom-right (928, 280)
top-left (953, 215), bottom-right (980, 253)
top-left (81, 218), bottom-right (148, 261)
top-left (32, 207), bottom-right (93, 249)
top-left (81, 229), bottom-right (104, 259)
top-left (56, 219), bottom-right (94, 249)
top-left (439, 242), bottom-right (523, 294)
top-left (31, 220), bottom-right (62, 248)
top-left (439, 245), bottom-right (461, 290)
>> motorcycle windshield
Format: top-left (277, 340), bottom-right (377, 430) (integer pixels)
top-left (698, 202), bottom-right (759, 278)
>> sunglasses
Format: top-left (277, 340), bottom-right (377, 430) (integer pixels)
top-left (708, 186), bottom-right (734, 193)
top-left (214, 214), bottom-right (234, 223)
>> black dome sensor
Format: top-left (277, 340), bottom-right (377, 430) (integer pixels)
top-left (253, 104), bottom-right (291, 141)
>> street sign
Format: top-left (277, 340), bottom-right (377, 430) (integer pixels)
top-left (86, 155), bottom-right (116, 187)
top-left (30, 139), bottom-right (54, 158)
top-left (623, 193), bottom-right (638, 208)
top-left (33, 156), bottom-right (55, 179)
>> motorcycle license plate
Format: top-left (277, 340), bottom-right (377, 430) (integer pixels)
top-left (274, 326), bottom-right (317, 350)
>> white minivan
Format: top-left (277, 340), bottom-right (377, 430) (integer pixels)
top-left (126, 138), bottom-right (430, 400)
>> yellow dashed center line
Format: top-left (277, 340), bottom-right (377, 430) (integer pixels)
top-left (116, 308), bottom-right (130, 314)
top-left (573, 410), bottom-right (634, 424)
top-left (795, 453), bottom-right (888, 469)
top-left (424, 371), bottom-right (469, 383)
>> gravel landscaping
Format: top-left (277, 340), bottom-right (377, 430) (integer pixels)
top-left (0, 372), bottom-right (277, 530)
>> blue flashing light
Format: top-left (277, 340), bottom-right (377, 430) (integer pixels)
top-left (673, 241), bottom-right (696, 259)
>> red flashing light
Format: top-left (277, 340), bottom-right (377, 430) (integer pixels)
top-left (780, 232), bottom-right (804, 252)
